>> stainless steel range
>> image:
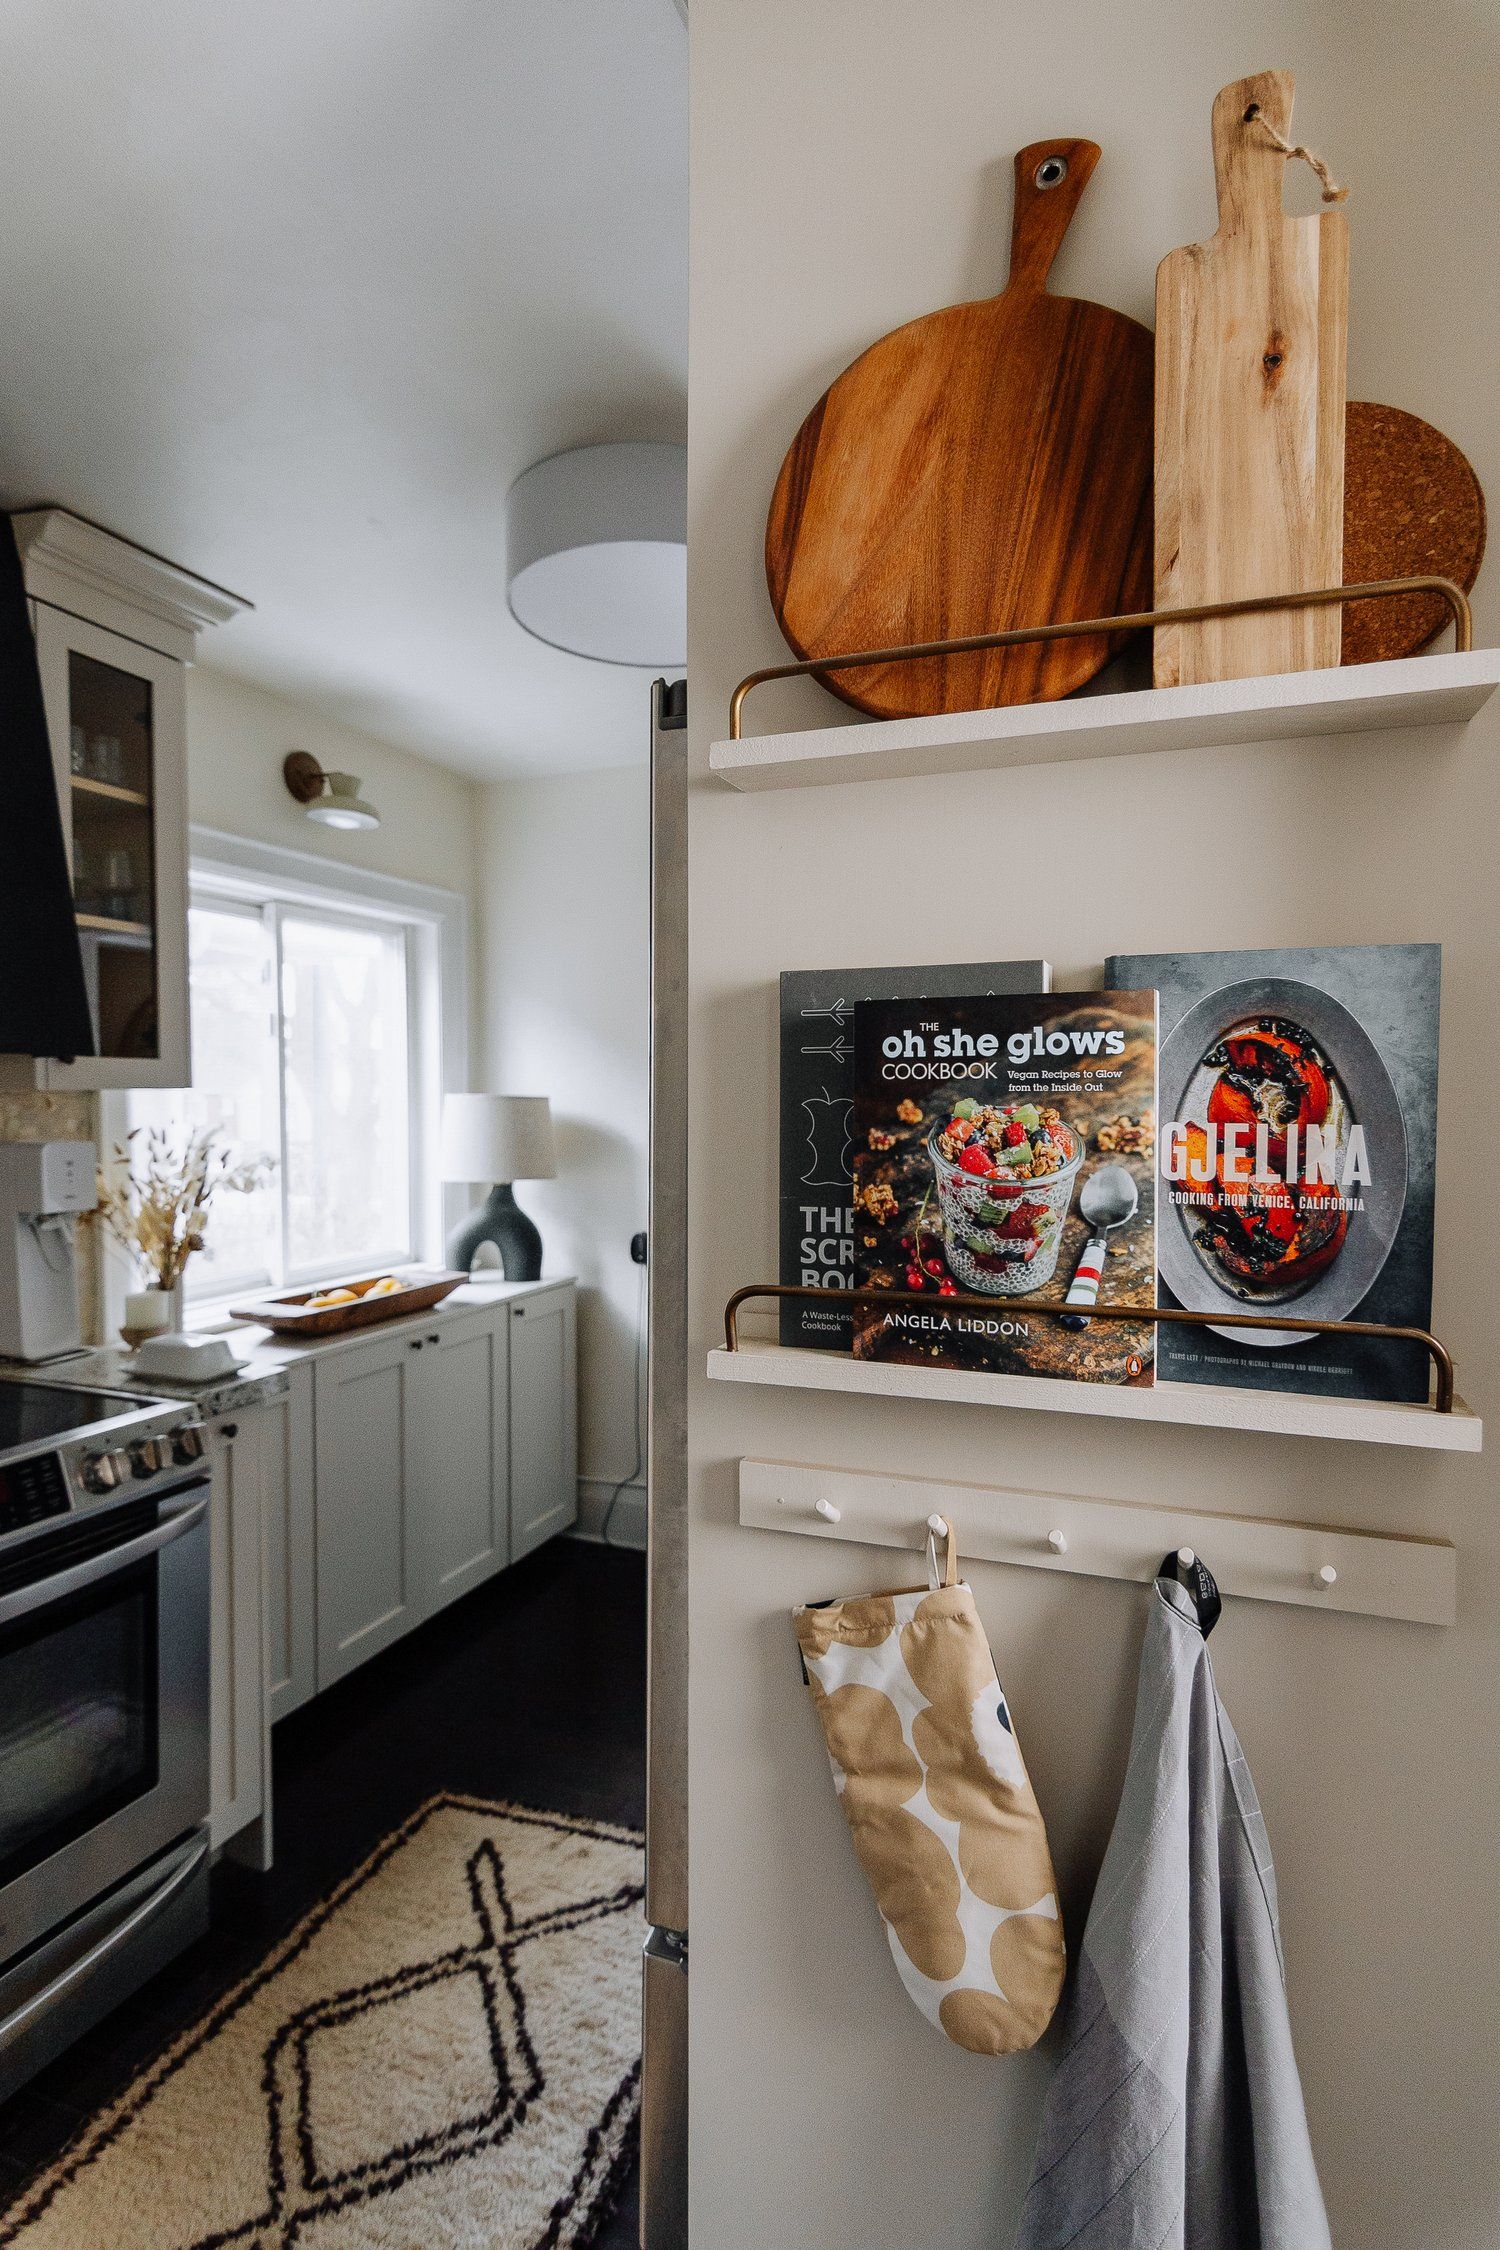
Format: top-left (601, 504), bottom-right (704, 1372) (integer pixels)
top-left (0, 1378), bottom-right (212, 2102)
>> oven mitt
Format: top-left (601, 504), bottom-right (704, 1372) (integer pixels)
top-left (792, 1519), bottom-right (1064, 2054)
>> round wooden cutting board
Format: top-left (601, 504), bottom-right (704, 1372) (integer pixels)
top-left (765, 139), bottom-right (1154, 719)
top-left (1342, 401), bottom-right (1486, 663)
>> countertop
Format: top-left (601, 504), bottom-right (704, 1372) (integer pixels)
top-left (27, 1275), bottom-right (570, 1422)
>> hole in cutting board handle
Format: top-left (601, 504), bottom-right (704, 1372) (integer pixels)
top-left (1034, 155), bottom-right (1068, 189)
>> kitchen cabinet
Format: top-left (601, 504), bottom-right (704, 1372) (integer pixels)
top-left (195, 1282), bottom-right (575, 1868)
top-left (417, 1304), bottom-right (510, 1616)
top-left (6, 508), bottom-right (248, 1089)
top-left (312, 1281), bottom-right (575, 1692)
top-left (206, 1404), bottom-right (271, 1862)
top-left (509, 1283), bottom-right (578, 1560)
top-left (257, 1364), bottom-right (316, 1722)
top-left (313, 1323), bottom-right (425, 1691)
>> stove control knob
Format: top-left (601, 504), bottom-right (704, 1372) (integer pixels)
top-left (81, 1450), bottom-right (124, 1494)
top-left (129, 1436), bottom-right (166, 1478)
top-left (172, 1424), bottom-right (206, 1465)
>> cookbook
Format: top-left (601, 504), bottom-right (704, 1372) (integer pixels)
top-left (850, 989), bottom-right (1157, 1382)
top-left (778, 960), bottom-right (1049, 1350)
top-left (1105, 943), bottom-right (1440, 1403)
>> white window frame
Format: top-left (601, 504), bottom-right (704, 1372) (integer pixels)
top-left (102, 826), bottom-right (470, 1331)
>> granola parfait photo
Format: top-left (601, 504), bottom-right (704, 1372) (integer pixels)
top-left (849, 990), bottom-right (1159, 1384)
top-left (929, 1097), bottom-right (1083, 1294)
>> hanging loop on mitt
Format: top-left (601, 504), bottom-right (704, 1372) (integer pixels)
top-left (924, 1511), bottom-right (959, 1591)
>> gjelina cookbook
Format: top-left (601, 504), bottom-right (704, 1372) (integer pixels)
top-left (1106, 943), bottom-right (1441, 1403)
top-left (850, 991), bottom-right (1157, 1383)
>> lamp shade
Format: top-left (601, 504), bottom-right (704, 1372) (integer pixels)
top-left (441, 1094), bottom-right (556, 1184)
top-left (506, 442), bottom-right (686, 666)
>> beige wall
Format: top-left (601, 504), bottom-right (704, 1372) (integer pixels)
top-left (480, 765), bottom-right (649, 1538)
top-left (687, 2), bottom-right (1499, 2244)
top-left (186, 664), bottom-right (482, 900)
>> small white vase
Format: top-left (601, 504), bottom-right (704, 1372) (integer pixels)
top-left (122, 1288), bottom-right (174, 1349)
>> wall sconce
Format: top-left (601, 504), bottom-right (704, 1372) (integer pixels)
top-left (282, 752), bottom-right (381, 832)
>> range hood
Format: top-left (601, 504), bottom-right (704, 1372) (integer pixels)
top-left (0, 517), bottom-right (94, 1060)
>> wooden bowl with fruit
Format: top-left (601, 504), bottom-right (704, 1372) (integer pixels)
top-left (229, 1269), bottom-right (465, 1338)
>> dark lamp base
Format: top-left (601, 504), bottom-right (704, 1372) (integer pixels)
top-left (446, 1183), bottom-right (543, 1282)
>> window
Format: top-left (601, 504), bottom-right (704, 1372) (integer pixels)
top-left (280, 912), bottom-right (412, 1280)
top-left (128, 886), bottom-right (420, 1303)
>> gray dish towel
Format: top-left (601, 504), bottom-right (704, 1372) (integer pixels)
top-left (1016, 1575), bottom-right (1331, 2249)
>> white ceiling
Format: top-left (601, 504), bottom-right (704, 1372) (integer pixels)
top-left (0, 0), bottom-right (687, 778)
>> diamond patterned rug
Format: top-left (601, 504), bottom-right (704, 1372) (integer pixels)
top-left (0, 1797), bottom-right (644, 2249)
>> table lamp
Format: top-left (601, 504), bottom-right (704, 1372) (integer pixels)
top-left (441, 1094), bottom-right (556, 1280)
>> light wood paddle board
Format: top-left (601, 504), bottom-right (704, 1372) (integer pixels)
top-left (1155, 70), bottom-right (1349, 687)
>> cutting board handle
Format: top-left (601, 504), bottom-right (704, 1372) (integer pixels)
top-left (1211, 69), bottom-right (1298, 237)
top-left (1006, 138), bottom-right (1100, 296)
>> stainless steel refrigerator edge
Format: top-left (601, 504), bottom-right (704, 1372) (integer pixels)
top-left (641, 675), bottom-right (689, 2246)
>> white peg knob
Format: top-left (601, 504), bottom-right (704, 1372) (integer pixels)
top-left (814, 1498), bottom-right (842, 1524)
top-left (1177, 1547), bottom-right (1196, 1570)
top-left (926, 1513), bottom-right (950, 1538)
top-left (1047, 1529), bottom-right (1069, 1556)
top-left (1316, 1564), bottom-right (1338, 1590)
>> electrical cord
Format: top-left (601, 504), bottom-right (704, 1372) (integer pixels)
top-left (600, 1253), bottom-right (648, 1547)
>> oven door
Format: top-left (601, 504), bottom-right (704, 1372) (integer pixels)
top-left (0, 1478), bottom-right (211, 1964)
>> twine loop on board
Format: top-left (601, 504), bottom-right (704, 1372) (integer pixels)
top-left (1243, 99), bottom-right (1348, 203)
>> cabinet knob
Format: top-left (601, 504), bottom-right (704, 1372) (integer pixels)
top-left (409, 1339), bottom-right (424, 1351)
top-left (220, 1422), bottom-right (239, 1440)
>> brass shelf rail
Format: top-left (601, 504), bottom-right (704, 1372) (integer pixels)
top-left (729, 575), bottom-right (1474, 738)
top-left (721, 1283), bottom-right (1457, 1415)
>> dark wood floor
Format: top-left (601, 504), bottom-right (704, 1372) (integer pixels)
top-left (0, 1536), bottom-right (647, 2247)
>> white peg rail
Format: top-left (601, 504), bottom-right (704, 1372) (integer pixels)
top-left (738, 1458), bottom-right (1457, 1627)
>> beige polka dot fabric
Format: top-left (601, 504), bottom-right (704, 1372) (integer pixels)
top-left (793, 1546), bottom-right (1064, 2055)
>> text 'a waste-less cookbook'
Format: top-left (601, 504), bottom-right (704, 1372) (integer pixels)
top-left (778, 961), bottom-right (1049, 1350)
top-left (850, 990), bottom-right (1158, 1383)
top-left (1106, 943), bottom-right (1440, 1404)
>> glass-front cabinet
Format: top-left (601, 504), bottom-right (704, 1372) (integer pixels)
top-left (36, 614), bottom-right (185, 1084)
top-left (9, 510), bottom-right (248, 1091)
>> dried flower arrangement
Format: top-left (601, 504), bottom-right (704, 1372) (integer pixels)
top-left (87, 1128), bottom-right (274, 1292)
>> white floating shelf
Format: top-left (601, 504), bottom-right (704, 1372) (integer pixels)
top-left (739, 1459), bottom-right (1457, 1627)
top-left (711, 647), bottom-right (1500, 791)
top-left (707, 1340), bottom-right (1482, 1452)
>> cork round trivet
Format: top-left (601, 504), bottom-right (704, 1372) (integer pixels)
top-left (1343, 401), bottom-right (1486, 664)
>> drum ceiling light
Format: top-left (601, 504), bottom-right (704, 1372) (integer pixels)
top-left (506, 442), bottom-right (686, 667)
